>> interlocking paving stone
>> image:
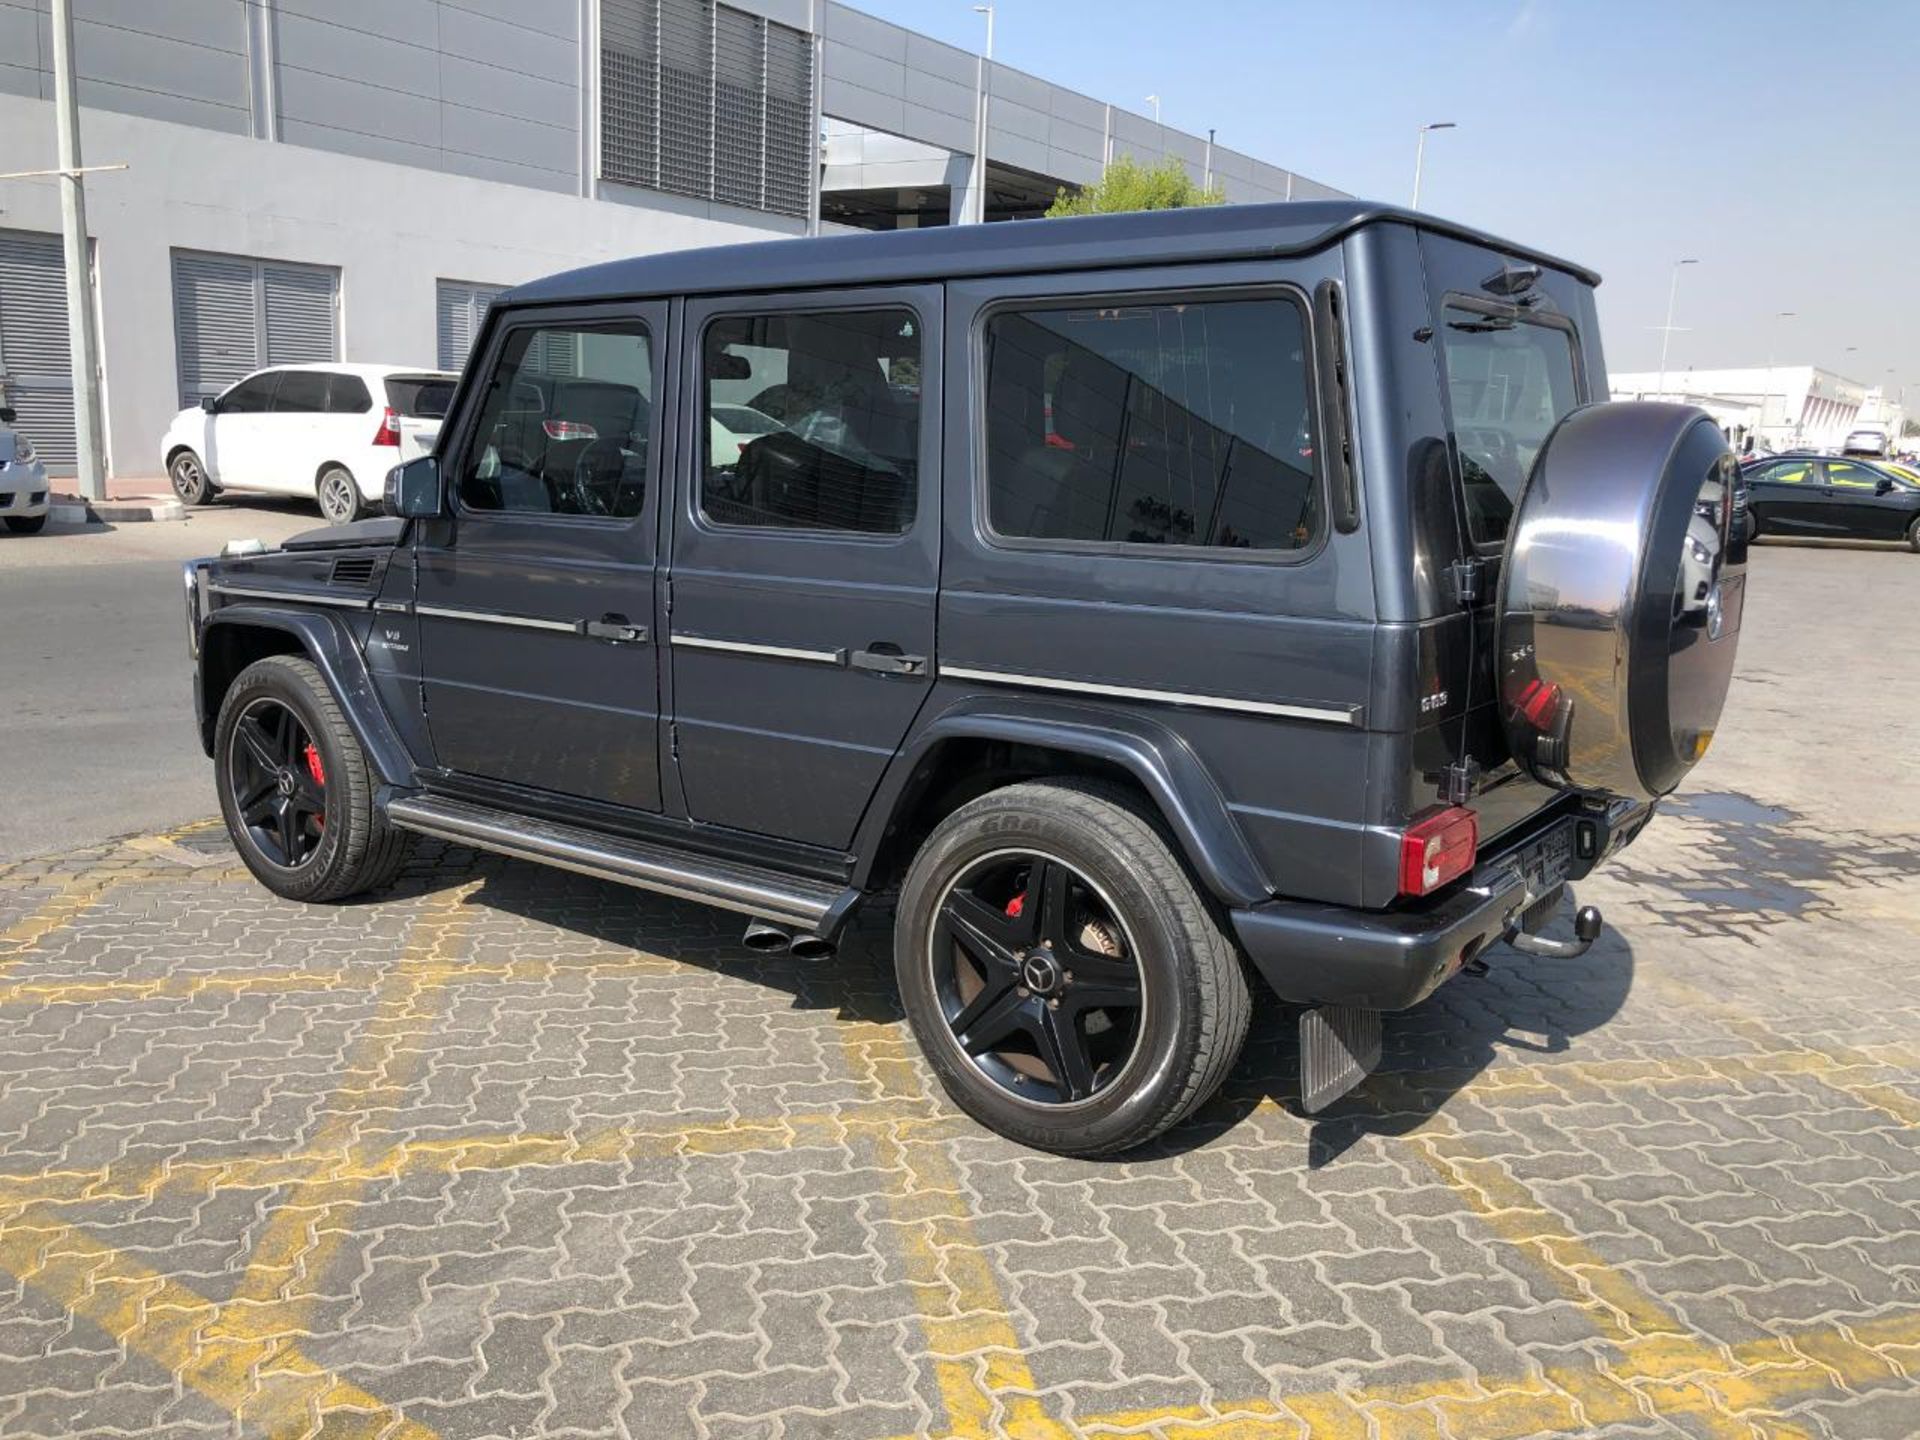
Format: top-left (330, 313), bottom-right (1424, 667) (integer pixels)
top-left (2, 675), bottom-right (1919, 1434)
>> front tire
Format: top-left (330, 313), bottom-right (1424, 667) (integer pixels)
top-left (169, 449), bottom-right (213, 506)
top-left (214, 655), bottom-right (407, 902)
top-left (3, 514), bottom-right (46, 534)
top-left (895, 779), bottom-right (1250, 1157)
top-left (317, 465), bottom-right (364, 525)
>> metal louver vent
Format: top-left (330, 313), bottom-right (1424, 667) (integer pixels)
top-left (330, 556), bottom-right (378, 586)
top-left (436, 281), bottom-right (504, 372)
top-left (600, 0), bottom-right (814, 220)
top-left (171, 251), bottom-right (338, 407)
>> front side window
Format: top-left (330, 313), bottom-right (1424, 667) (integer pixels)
top-left (1823, 461), bottom-right (1880, 490)
top-left (700, 308), bottom-right (920, 534)
top-left (457, 322), bottom-right (652, 518)
top-left (982, 295), bottom-right (1319, 551)
top-left (273, 370), bottom-right (330, 413)
top-left (1440, 304), bottom-right (1582, 546)
top-left (221, 372), bottom-right (280, 414)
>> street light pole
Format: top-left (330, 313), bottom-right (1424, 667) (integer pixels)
top-left (1763, 310), bottom-right (1795, 447)
top-left (49, 0), bottom-right (107, 500)
top-left (1146, 94), bottom-right (1161, 128)
top-left (1411, 121), bottom-right (1455, 210)
top-left (970, 5), bottom-right (994, 225)
top-left (1654, 258), bottom-right (1698, 402)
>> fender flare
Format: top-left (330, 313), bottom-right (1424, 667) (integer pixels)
top-left (851, 694), bottom-right (1272, 908)
top-left (199, 605), bottom-right (415, 787)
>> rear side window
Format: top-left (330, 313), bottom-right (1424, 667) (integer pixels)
top-left (699, 308), bottom-right (921, 535)
top-left (272, 370), bottom-right (330, 413)
top-left (458, 322), bottom-right (653, 519)
top-left (1440, 303), bottom-right (1581, 546)
top-left (386, 375), bottom-right (454, 418)
top-left (326, 373), bottom-right (372, 414)
top-left (981, 295), bottom-right (1319, 551)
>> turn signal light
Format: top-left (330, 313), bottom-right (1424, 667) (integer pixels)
top-left (372, 406), bottom-right (401, 447)
top-left (1398, 806), bottom-right (1478, 898)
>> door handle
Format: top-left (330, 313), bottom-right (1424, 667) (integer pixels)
top-left (850, 644), bottom-right (928, 677)
top-left (580, 614), bottom-right (648, 644)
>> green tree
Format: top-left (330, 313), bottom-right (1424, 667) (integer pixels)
top-left (1046, 154), bottom-right (1224, 217)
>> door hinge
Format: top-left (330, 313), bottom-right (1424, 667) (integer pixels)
top-left (1446, 559), bottom-right (1485, 608)
top-left (1442, 758), bottom-right (1480, 806)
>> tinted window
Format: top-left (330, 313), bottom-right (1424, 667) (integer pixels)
top-left (983, 296), bottom-right (1318, 551)
top-left (327, 373), bottom-right (373, 414)
top-left (273, 370), bottom-right (330, 413)
top-left (221, 372), bottom-right (280, 414)
top-left (458, 323), bottom-right (652, 518)
top-left (1824, 461), bottom-right (1880, 490)
top-left (701, 308), bottom-right (920, 534)
top-left (1757, 460), bottom-right (1813, 484)
top-left (385, 375), bottom-right (454, 418)
top-left (1440, 305), bottom-right (1582, 546)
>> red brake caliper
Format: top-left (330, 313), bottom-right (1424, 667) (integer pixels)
top-left (1005, 893), bottom-right (1024, 919)
top-left (303, 743), bottom-right (326, 829)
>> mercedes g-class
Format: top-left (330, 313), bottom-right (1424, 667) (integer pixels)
top-left (183, 202), bottom-right (1745, 1155)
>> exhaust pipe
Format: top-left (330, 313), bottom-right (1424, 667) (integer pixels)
top-left (787, 933), bottom-right (836, 963)
top-left (741, 920), bottom-right (793, 953)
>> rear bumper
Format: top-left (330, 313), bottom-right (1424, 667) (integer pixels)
top-left (1231, 798), bottom-right (1652, 1012)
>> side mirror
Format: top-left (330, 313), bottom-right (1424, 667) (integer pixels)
top-left (199, 396), bottom-right (219, 414)
top-left (0, 406), bottom-right (14, 425)
top-left (1876, 478), bottom-right (1895, 495)
top-left (384, 456), bottom-right (444, 519)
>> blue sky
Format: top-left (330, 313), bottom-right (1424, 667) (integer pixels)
top-left (845, 0), bottom-right (1920, 395)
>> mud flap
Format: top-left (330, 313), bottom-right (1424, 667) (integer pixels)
top-left (1298, 1005), bottom-right (1383, 1113)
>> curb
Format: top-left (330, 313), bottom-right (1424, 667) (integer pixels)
top-left (49, 494), bottom-right (187, 524)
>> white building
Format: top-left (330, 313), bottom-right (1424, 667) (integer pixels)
top-left (0, 0), bottom-right (1342, 483)
top-left (1609, 366), bottom-right (1868, 453)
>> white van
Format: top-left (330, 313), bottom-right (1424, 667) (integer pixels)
top-left (161, 363), bottom-right (457, 523)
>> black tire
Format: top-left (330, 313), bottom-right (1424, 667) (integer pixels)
top-left (1745, 511), bottom-right (1760, 544)
top-left (1907, 517), bottom-right (1919, 554)
top-left (169, 449), bottom-right (213, 506)
top-left (317, 465), bottom-right (363, 525)
top-left (3, 513), bottom-right (46, 534)
top-left (895, 778), bottom-right (1250, 1157)
top-left (214, 655), bottom-right (407, 902)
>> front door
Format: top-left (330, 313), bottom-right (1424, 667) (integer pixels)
top-left (1818, 460), bottom-right (1903, 539)
top-left (667, 287), bottom-right (940, 849)
top-left (206, 370), bottom-right (282, 489)
top-left (415, 302), bottom-right (667, 811)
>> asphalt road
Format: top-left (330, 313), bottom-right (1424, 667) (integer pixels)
top-left (0, 498), bottom-right (315, 860)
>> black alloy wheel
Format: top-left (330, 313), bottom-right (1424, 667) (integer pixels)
top-left (226, 696), bottom-right (330, 870)
top-left (931, 850), bottom-right (1146, 1106)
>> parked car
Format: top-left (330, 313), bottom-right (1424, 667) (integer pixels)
top-left (162, 364), bottom-right (457, 524)
top-left (0, 405), bottom-right (50, 534)
top-left (1742, 453), bottom-right (1920, 550)
top-left (1841, 426), bottom-right (1890, 459)
top-left (181, 202), bottom-right (1746, 1155)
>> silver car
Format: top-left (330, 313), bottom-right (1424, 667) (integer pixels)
top-left (0, 406), bottom-right (51, 534)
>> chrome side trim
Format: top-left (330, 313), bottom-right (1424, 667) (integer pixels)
top-left (415, 603), bottom-right (578, 635)
top-left (671, 634), bottom-right (847, 666)
top-left (373, 599), bottom-right (412, 615)
top-left (209, 583), bottom-right (372, 611)
top-left (384, 795), bottom-right (840, 930)
top-left (940, 664), bottom-right (1363, 726)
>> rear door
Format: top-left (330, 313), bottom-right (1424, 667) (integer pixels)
top-left (666, 287), bottom-right (939, 849)
top-left (1745, 457), bottom-right (1818, 532)
top-left (415, 303), bottom-right (667, 811)
top-left (264, 368), bottom-right (332, 493)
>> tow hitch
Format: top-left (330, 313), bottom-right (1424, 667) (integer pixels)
top-left (1503, 903), bottom-right (1603, 959)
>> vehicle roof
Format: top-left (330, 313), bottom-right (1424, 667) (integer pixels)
top-left (242, 362), bottom-right (456, 379)
top-left (503, 200), bottom-right (1602, 308)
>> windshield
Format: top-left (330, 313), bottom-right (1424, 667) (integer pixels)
top-left (1439, 304), bottom-right (1582, 546)
top-left (385, 375), bottom-right (457, 418)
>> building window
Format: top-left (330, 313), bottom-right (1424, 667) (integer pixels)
top-left (437, 281), bottom-right (505, 372)
top-left (601, 0), bottom-right (813, 220)
top-left (982, 295), bottom-right (1320, 552)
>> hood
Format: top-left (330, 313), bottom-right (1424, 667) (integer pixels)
top-left (280, 516), bottom-right (408, 550)
top-left (0, 430), bottom-right (16, 465)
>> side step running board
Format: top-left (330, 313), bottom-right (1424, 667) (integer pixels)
top-left (385, 795), bottom-right (847, 932)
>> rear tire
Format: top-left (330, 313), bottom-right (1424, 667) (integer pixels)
top-left (169, 449), bottom-right (213, 506)
top-left (895, 778), bottom-right (1250, 1157)
top-left (317, 465), bottom-right (364, 525)
top-left (3, 514), bottom-right (46, 534)
top-left (215, 655), bottom-right (408, 902)
top-left (1907, 517), bottom-right (1919, 554)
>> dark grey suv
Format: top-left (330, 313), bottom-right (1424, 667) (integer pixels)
top-left (182, 202), bottom-right (1746, 1155)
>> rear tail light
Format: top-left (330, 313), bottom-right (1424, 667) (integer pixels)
top-left (542, 419), bottom-right (598, 441)
top-left (1398, 806), bottom-right (1478, 898)
top-left (372, 406), bottom-right (401, 447)
top-left (1516, 678), bottom-right (1562, 731)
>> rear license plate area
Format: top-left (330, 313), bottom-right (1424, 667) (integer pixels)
top-left (1515, 818), bottom-right (1576, 899)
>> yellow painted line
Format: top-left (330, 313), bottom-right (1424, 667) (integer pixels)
top-left (208, 887), bottom-right (478, 1351)
top-left (0, 1201), bottom-right (437, 1438)
top-left (0, 877), bottom-right (109, 974)
top-left (839, 1019), bottom-right (1070, 1440)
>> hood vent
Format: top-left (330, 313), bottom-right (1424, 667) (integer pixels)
top-left (330, 556), bottom-right (378, 586)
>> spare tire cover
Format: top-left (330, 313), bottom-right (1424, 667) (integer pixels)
top-left (1496, 402), bottom-right (1746, 803)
